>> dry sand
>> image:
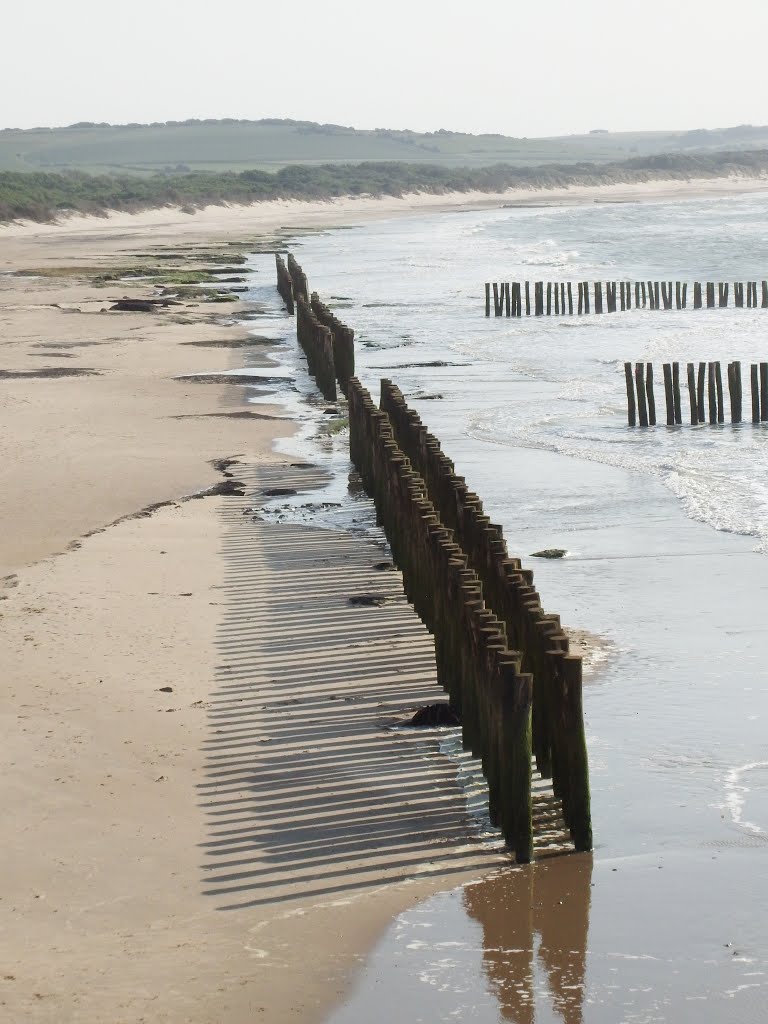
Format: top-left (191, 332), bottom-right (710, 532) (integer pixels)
top-left (0, 207), bottom-right (514, 1023)
top-left (0, 177), bottom-right (742, 1021)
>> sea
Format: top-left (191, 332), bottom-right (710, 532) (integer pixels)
top-left (237, 193), bottom-right (768, 1023)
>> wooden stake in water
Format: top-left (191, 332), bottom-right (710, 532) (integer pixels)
top-left (567, 282), bottom-right (574, 315)
top-left (525, 281), bottom-right (531, 316)
top-left (708, 363), bottom-right (717, 423)
top-left (697, 362), bottom-right (707, 422)
top-left (662, 363), bottom-right (675, 425)
top-left (715, 362), bottom-right (724, 423)
top-left (751, 364), bottom-right (760, 422)
top-left (635, 362), bottom-right (649, 427)
top-left (761, 363), bottom-right (768, 422)
top-left (625, 363), bottom-right (637, 426)
top-left (646, 362), bottom-right (656, 425)
top-left (693, 282), bottom-right (702, 309)
top-left (485, 283), bottom-right (491, 317)
top-left (672, 362), bottom-right (682, 424)
top-left (734, 360), bottom-right (742, 422)
top-left (687, 363), bottom-right (698, 424)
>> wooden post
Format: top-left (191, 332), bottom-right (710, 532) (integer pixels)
top-left (719, 282), bottom-right (729, 308)
top-left (706, 282), bottom-right (715, 308)
top-left (672, 362), bottom-right (682, 424)
top-left (535, 282), bottom-right (544, 316)
top-left (661, 282), bottom-right (672, 310)
top-left (635, 281), bottom-right (641, 307)
top-left (662, 363), bottom-right (675, 425)
top-left (594, 282), bottom-right (603, 314)
top-left (546, 282), bottom-right (552, 316)
top-left (654, 282), bottom-right (661, 309)
top-left (715, 362), bottom-right (724, 423)
top-left (577, 282), bottom-right (584, 314)
top-left (583, 281), bottom-right (590, 314)
top-left (554, 282), bottom-right (560, 315)
top-left (641, 281), bottom-right (647, 307)
top-left (686, 363), bottom-right (698, 424)
top-left (620, 282), bottom-right (626, 311)
top-left (751, 364), bottom-right (760, 422)
top-left (625, 363), bottom-right (636, 426)
top-left (560, 282), bottom-right (566, 315)
top-left (761, 363), bottom-right (768, 422)
top-left (693, 282), bottom-right (702, 309)
top-left (735, 282), bottom-right (744, 308)
top-left (707, 362), bottom-right (717, 423)
top-left (485, 283), bottom-right (491, 317)
top-left (492, 283), bottom-right (500, 316)
top-left (567, 282), bottom-right (573, 315)
top-left (682, 282), bottom-right (688, 308)
top-left (762, 281), bottom-right (768, 308)
top-left (525, 281), bottom-right (531, 316)
top-left (728, 363), bottom-right (739, 423)
top-left (635, 362), bottom-right (649, 426)
top-left (646, 362), bottom-right (656, 425)
top-left (734, 360), bottom-right (742, 423)
top-left (697, 362), bottom-right (706, 422)
top-left (503, 282), bottom-right (510, 316)
top-left (675, 282), bottom-right (682, 309)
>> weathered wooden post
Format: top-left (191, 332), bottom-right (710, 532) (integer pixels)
top-left (560, 282), bottom-right (566, 315)
top-left (761, 363), bottom-right (768, 422)
top-left (641, 282), bottom-right (647, 307)
top-left (728, 363), bottom-right (741, 423)
top-left (697, 362), bottom-right (707, 422)
top-left (646, 362), bottom-right (656, 425)
top-left (525, 281), bottom-right (531, 316)
top-left (762, 281), bottom-right (768, 309)
top-left (607, 282), bottom-right (617, 313)
top-left (719, 283), bottom-right (729, 308)
top-left (567, 282), bottom-right (574, 315)
top-left (653, 282), bottom-right (661, 309)
top-left (661, 282), bottom-right (672, 310)
top-left (682, 282), bottom-right (688, 308)
top-left (687, 363), bottom-right (698, 424)
top-left (707, 363), bottom-right (717, 423)
top-left (493, 283), bottom-right (500, 316)
top-left (693, 282), bottom-right (702, 309)
top-left (546, 282), bottom-right (552, 316)
top-left (662, 363), bottom-right (675, 425)
top-left (635, 362), bottom-right (649, 426)
top-left (535, 282), bottom-right (544, 316)
top-left (635, 281), bottom-right (641, 307)
top-left (577, 282), bottom-right (584, 314)
top-left (675, 282), bottom-right (682, 309)
top-left (734, 360), bottom-right (742, 422)
top-left (625, 363), bottom-right (636, 426)
top-left (485, 282), bottom-right (491, 317)
top-left (715, 362), bottom-right (724, 423)
top-left (583, 281), bottom-right (590, 314)
top-left (735, 282), bottom-right (744, 308)
top-left (672, 362), bottom-right (682, 424)
top-left (619, 283), bottom-right (626, 311)
top-left (504, 282), bottom-right (511, 317)
top-left (706, 282), bottom-right (715, 308)
top-left (554, 282), bottom-right (560, 315)
top-left (751, 364), bottom-right (760, 422)
top-left (594, 282), bottom-right (603, 314)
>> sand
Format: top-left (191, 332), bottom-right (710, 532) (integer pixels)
top-left (0, 176), bottom-right (754, 1022)
top-left (0, 201), bottom-right (516, 1023)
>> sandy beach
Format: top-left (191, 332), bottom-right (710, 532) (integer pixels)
top-left (1, 174), bottom-right (765, 1022)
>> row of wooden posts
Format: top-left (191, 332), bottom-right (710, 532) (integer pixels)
top-left (275, 253), bottom-right (356, 400)
top-left (625, 360), bottom-right (768, 426)
top-left (347, 376), bottom-right (591, 861)
top-left (485, 280), bottom-right (768, 317)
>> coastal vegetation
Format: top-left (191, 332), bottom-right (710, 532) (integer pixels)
top-left (2, 149), bottom-right (768, 224)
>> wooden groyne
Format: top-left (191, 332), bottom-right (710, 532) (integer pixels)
top-left (274, 254), bottom-right (356, 402)
top-left (485, 279), bottom-right (768, 316)
top-left (625, 360), bottom-right (768, 426)
top-left (378, 380), bottom-right (591, 854)
top-left (349, 377), bottom-right (536, 861)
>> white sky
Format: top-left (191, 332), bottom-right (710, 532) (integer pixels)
top-left (2, 0), bottom-right (767, 136)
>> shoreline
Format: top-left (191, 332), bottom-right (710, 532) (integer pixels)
top-left (1, 174), bottom-right (767, 264)
top-left (0, 228), bottom-right (519, 1022)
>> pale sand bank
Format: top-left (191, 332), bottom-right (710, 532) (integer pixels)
top-left (1, 174), bottom-right (767, 268)
top-left (0, 229), bottom-right (514, 1022)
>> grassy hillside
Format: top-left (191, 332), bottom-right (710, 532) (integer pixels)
top-left (2, 150), bottom-right (767, 225)
top-left (3, 119), bottom-right (768, 175)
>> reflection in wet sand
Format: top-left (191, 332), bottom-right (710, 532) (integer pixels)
top-left (463, 855), bottom-right (592, 1024)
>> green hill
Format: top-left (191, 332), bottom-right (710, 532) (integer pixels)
top-left (3, 118), bottom-right (768, 175)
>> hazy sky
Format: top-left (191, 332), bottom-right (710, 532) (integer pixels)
top-left (3, 0), bottom-right (766, 136)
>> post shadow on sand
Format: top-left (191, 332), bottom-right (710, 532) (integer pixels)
top-left (463, 853), bottom-right (593, 1024)
top-left (197, 462), bottom-right (506, 912)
